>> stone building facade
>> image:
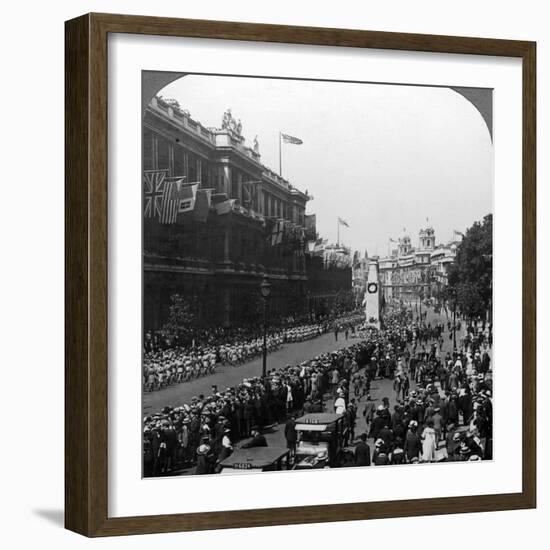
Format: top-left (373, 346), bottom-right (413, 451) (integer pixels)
top-left (143, 97), bottom-right (310, 331)
top-left (143, 96), bottom-right (351, 332)
top-left (378, 225), bottom-right (459, 305)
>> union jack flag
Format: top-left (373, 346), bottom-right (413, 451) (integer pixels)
top-left (143, 170), bottom-right (168, 219)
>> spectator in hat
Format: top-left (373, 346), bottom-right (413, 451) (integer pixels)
top-left (391, 437), bottom-right (405, 465)
top-left (217, 428), bottom-right (233, 464)
top-left (373, 439), bottom-right (390, 465)
top-left (284, 415), bottom-right (297, 457)
top-left (404, 421), bottom-right (421, 463)
top-left (334, 392), bottom-right (347, 415)
top-left (421, 419), bottom-right (437, 462)
top-left (195, 440), bottom-right (212, 475)
top-left (354, 433), bottom-right (371, 467)
top-left (431, 407), bottom-right (444, 442)
top-left (378, 422), bottom-right (394, 452)
top-left (369, 406), bottom-right (387, 440)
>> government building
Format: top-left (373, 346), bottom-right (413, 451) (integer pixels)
top-left (378, 224), bottom-right (460, 305)
top-left (143, 96), bottom-right (351, 332)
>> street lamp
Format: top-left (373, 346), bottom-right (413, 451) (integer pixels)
top-left (259, 276), bottom-right (272, 378)
top-left (451, 288), bottom-right (457, 353)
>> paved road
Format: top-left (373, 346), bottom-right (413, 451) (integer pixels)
top-left (142, 329), bottom-right (357, 415)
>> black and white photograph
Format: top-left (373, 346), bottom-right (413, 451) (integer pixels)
top-left (142, 73), bottom-right (494, 478)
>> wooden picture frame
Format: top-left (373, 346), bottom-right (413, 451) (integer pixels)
top-left (65, 12), bottom-right (536, 537)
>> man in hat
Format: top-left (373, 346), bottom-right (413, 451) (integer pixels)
top-left (431, 407), bottom-right (444, 442)
top-left (373, 439), bottom-right (390, 465)
top-left (354, 433), bottom-right (371, 467)
top-left (217, 428), bottom-right (233, 465)
top-left (195, 438), bottom-right (212, 475)
top-left (284, 414), bottom-right (297, 458)
top-left (404, 421), bottom-right (421, 463)
top-left (334, 390), bottom-right (347, 415)
top-left (369, 406), bottom-right (386, 440)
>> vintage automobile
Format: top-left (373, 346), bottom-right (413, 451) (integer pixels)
top-left (218, 447), bottom-right (291, 475)
top-left (293, 413), bottom-right (349, 469)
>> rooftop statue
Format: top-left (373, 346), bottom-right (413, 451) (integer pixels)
top-left (221, 109), bottom-right (243, 136)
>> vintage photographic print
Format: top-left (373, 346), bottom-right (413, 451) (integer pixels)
top-left (142, 73), bottom-right (494, 478)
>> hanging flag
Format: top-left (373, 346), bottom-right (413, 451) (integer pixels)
top-left (338, 217), bottom-right (349, 228)
top-left (159, 178), bottom-right (180, 224)
top-left (211, 193), bottom-right (228, 205)
top-left (214, 198), bottom-right (236, 215)
top-left (281, 133), bottom-right (303, 145)
top-left (172, 182), bottom-right (198, 224)
top-left (305, 214), bottom-right (317, 240)
top-left (194, 189), bottom-right (213, 222)
top-left (269, 220), bottom-right (284, 246)
top-left (143, 170), bottom-right (168, 219)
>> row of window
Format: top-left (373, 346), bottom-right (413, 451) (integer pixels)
top-left (143, 128), bottom-right (306, 222)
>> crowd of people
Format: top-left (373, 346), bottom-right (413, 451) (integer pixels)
top-left (354, 308), bottom-right (493, 465)
top-left (142, 305), bottom-right (494, 476)
top-left (142, 311), bottom-right (364, 391)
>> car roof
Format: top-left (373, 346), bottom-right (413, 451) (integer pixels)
top-left (219, 447), bottom-right (290, 468)
top-left (295, 413), bottom-right (344, 425)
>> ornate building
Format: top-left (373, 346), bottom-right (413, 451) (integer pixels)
top-left (143, 96), bottom-right (310, 330)
top-left (378, 224), bottom-right (459, 304)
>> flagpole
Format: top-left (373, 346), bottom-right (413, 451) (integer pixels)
top-left (279, 132), bottom-right (282, 176)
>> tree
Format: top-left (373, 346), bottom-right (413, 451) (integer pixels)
top-left (447, 214), bottom-right (493, 320)
top-left (160, 294), bottom-right (197, 344)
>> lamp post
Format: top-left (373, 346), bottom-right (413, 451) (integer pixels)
top-left (259, 276), bottom-right (272, 378)
top-left (451, 288), bottom-right (457, 352)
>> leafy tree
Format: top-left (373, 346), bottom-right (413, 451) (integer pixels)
top-left (240, 291), bottom-right (264, 326)
top-left (160, 294), bottom-right (197, 344)
top-left (447, 214), bottom-right (493, 320)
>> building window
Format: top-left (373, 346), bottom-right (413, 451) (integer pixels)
top-left (157, 135), bottom-right (170, 171)
top-left (188, 153), bottom-right (197, 182)
top-left (173, 144), bottom-right (184, 177)
top-left (143, 128), bottom-right (154, 171)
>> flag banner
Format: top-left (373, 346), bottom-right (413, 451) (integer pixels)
top-left (143, 170), bottom-right (168, 219)
top-left (338, 216), bottom-right (350, 228)
top-left (389, 237), bottom-right (397, 242)
top-left (275, 226), bottom-right (284, 245)
top-left (281, 133), bottom-right (303, 145)
top-left (174, 182), bottom-right (199, 224)
top-left (211, 192), bottom-right (229, 205)
top-left (159, 178), bottom-right (181, 224)
top-left (271, 220), bottom-right (283, 245)
top-left (214, 198), bottom-right (236, 215)
top-left (453, 229), bottom-right (464, 238)
top-left (194, 189), bottom-right (213, 222)
top-left (242, 181), bottom-right (257, 208)
top-left (305, 214), bottom-right (317, 239)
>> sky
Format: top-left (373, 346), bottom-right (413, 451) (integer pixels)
top-left (159, 74), bottom-right (493, 256)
